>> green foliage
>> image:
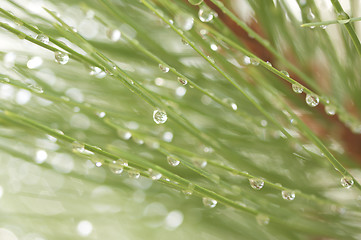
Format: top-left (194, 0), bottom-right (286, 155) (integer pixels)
top-left (0, 0), bottom-right (361, 239)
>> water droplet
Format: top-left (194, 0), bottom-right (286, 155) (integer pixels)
top-left (72, 141), bottom-right (85, 153)
top-left (281, 70), bottom-right (290, 77)
top-left (175, 13), bottom-right (194, 31)
top-left (202, 197), bottom-right (217, 208)
top-left (198, 6), bottom-right (214, 22)
top-left (281, 190), bottom-right (295, 201)
top-left (182, 183), bottom-right (195, 196)
top-left (341, 176), bottom-right (354, 189)
top-left (54, 51), bottom-right (69, 65)
top-left (250, 58), bottom-right (260, 66)
top-left (188, 0), bottom-right (203, 5)
top-left (109, 160), bottom-right (124, 175)
top-left (28, 84), bottom-right (43, 93)
top-left (305, 94), bottom-right (319, 107)
top-left (325, 105), bottom-right (336, 115)
top-left (181, 38), bottom-right (189, 45)
top-left (292, 84), bottom-right (303, 94)
top-left (337, 13), bottom-right (351, 24)
top-left (207, 56), bottom-right (215, 64)
top-left (128, 169), bottom-right (140, 179)
top-left (193, 158), bottom-right (207, 168)
top-left (148, 168), bottom-right (162, 180)
top-left (177, 77), bottom-right (188, 85)
top-left (210, 43), bottom-right (218, 51)
top-left (249, 178), bottom-right (264, 190)
top-left (167, 156), bottom-right (180, 167)
top-left (256, 214), bottom-right (270, 225)
top-left (96, 111), bottom-right (106, 118)
top-left (320, 25), bottom-right (327, 29)
top-left (93, 158), bottom-right (104, 167)
top-left (266, 61), bottom-right (272, 67)
top-left (17, 32), bottom-right (26, 39)
top-left (36, 34), bottom-right (49, 44)
top-left (106, 29), bottom-right (121, 42)
top-left (159, 64), bottom-right (170, 73)
top-left (153, 109), bottom-right (168, 124)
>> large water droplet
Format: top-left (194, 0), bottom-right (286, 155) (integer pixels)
top-left (188, 0), bottom-right (203, 5)
top-left (249, 178), bottom-right (264, 190)
top-left (292, 84), bottom-right (303, 94)
top-left (256, 214), bottom-right (270, 225)
top-left (149, 168), bottom-right (162, 180)
top-left (54, 51), bottom-right (69, 65)
top-left (337, 13), bottom-right (351, 24)
top-left (341, 176), bottom-right (354, 189)
top-left (159, 64), bottom-right (170, 73)
top-left (281, 190), bottom-right (295, 201)
top-left (325, 105), bottom-right (336, 115)
top-left (177, 77), bottom-right (188, 85)
top-left (153, 109), bottom-right (168, 124)
top-left (106, 29), bottom-right (121, 42)
top-left (305, 94), bottom-right (319, 107)
top-left (28, 84), bottom-right (44, 93)
top-left (175, 13), bottom-right (194, 31)
top-left (202, 197), bottom-right (217, 208)
top-left (167, 156), bottom-right (180, 167)
top-left (36, 34), bottom-right (49, 44)
top-left (198, 6), bottom-right (214, 22)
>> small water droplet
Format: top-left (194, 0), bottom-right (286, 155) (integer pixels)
top-left (337, 13), bottom-right (351, 24)
top-left (153, 109), bottom-right (168, 124)
top-left (128, 169), bottom-right (140, 179)
top-left (292, 84), bottom-right (303, 94)
top-left (281, 70), bottom-right (290, 77)
top-left (266, 61), bottom-right (272, 67)
top-left (28, 84), bottom-right (43, 93)
top-left (54, 51), bottom-right (69, 65)
top-left (96, 111), bottom-right (106, 118)
top-left (175, 13), bottom-right (194, 31)
top-left (181, 38), bottom-right (189, 45)
top-left (93, 158), bottom-right (104, 167)
top-left (188, 0), bottom-right (203, 5)
top-left (281, 190), bottom-right (295, 201)
top-left (305, 94), bottom-right (319, 107)
top-left (202, 197), bottom-right (217, 208)
top-left (193, 158), bottom-right (207, 168)
top-left (249, 178), bottom-right (264, 190)
top-left (106, 29), bottom-right (121, 42)
top-left (210, 43), bottom-right (218, 51)
top-left (72, 141), bottom-right (85, 153)
top-left (341, 176), bottom-right (354, 189)
top-left (159, 64), bottom-right (170, 73)
top-left (17, 32), bottom-right (26, 39)
top-left (325, 105), bottom-right (336, 115)
top-left (256, 214), bottom-right (270, 225)
top-left (250, 58), bottom-right (260, 66)
top-left (198, 6), bottom-right (214, 22)
top-left (36, 34), bottom-right (49, 44)
top-left (167, 156), bottom-right (180, 167)
top-left (182, 183), bottom-right (195, 196)
top-left (207, 56), bottom-right (215, 64)
top-left (109, 160), bottom-right (124, 175)
top-left (177, 77), bottom-right (188, 85)
top-left (148, 168), bottom-right (162, 180)
top-left (320, 25), bottom-right (327, 29)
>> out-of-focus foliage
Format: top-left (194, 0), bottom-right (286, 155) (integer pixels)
top-left (0, 0), bottom-right (361, 239)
